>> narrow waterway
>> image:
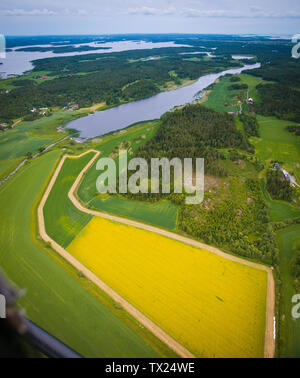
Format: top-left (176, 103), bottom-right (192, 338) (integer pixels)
top-left (67, 63), bottom-right (261, 139)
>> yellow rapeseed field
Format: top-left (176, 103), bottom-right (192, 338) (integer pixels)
top-left (68, 217), bottom-right (267, 357)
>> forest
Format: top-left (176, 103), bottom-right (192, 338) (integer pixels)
top-left (266, 169), bottom-right (295, 202)
top-left (239, 114), bottom-right (259, 137)
top-left (1, 35), bottom-right (295, 122)
top-left (117, 103), bottom-right (278, 265)
top-left (135, 103), bottom-right (249, 165)
top-left (247, 56), bottom-right (300, 122)
top-left (0, 47), bottom-right (241, 121)
top-left (254, 84), bottom-right (300, 122)
top-left (286, 125), bottom-right (300, 136)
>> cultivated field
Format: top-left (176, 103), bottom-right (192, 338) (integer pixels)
top-left (77, 120), bottom-right (179, 229)
top-left (278, 225), bottom-right (300, 357)
top-left (43, 152), bottom-right (94, 247)
top-left (203, 74), bottom-right (271, 113)
top-left (249, 115), bottom-right (300, 357)
top-left (0, 151), bottom-right (165, 357)
top-left (260, 179), bottom-right (300, 222)
top-left (68, 215), bottom-right (268, 358)
top-left (251, 116), bottom-right (300, 182)
top-left (91, 196), bottom-right (178, 229)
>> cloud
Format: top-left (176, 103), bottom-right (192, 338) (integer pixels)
top-left (2, 8), bottom-right (56, 16)
top-left (1, 3), bottom-right (300, 21)
top-left (181, 7), bottom-right (300, 19)
top-left (77, 9), bottom-right (88, 16)
top-left (127, 6), bottom-right (176, 16)
top-left (1, 7), bottom-right (90, 17)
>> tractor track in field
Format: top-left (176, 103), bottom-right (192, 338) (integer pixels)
top-left (38, 149), bottom-right (275, 358)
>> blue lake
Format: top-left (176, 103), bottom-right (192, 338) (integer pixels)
top-left (67, 63), bottom-right (260, 139)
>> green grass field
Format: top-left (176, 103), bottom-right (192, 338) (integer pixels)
top-left (0, 150), bottom-right (174, 357)
top-left (76, 121), bottom-right (178, 229)
top-left (251, 116), bottom-right (300, 182)
top-left (277, 225), bottom-right (300, 358)
top-left (0, 122), bottom-right (53, 161)
top-left (203, 74), bottom-right (271, 113)
top-left (78, 121), bottom-right (160, 204)
top-left (260, 179), bottom-right (300, 222)
top-left (238, 74), bottom-right (270, 101)
top-left (250, 116), bottom-right (300, 357)
top-left (91, 196), bottom-right (178, 229)
top-left (0, 111), bottom-right (76, 161)
top-left (0, 71), bottom-right (57, 90)
top-left (0, 157), bottom-right (24, 181)
top-left (44, 153), bottom-right (94, 248)
top-left (203, 76), bottom-right (241, 113)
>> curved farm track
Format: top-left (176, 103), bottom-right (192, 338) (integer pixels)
top-left (38, 150), bottom-right (275, 358)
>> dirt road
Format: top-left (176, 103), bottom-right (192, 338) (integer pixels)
top-left (38, 150), bottom-right (275, 358)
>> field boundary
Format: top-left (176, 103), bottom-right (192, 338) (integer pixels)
top-left (38, 150), bottom-right (194, 358)
top-left (38, 149), bottom-right (275, 358)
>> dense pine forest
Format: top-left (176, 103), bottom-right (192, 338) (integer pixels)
top-left (249, 58), bottom-right (300, 122)
top-left (266, 169), bottom-right (295, 202)
top-left (0, 47), bottom-right (241, 121)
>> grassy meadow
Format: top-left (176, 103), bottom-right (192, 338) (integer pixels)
top-left (77, 120), bottom-right (179, 229)
top-left (203, 76), bottom-right (242, 113)
top-left (78, 121), bottom-right (160, 203)
top-left (250, 116), bottom-right (300, 182)
top-left (260, 179), bottom-right (300, 222)
top-left (43, 152), bottom-right (94, 248)
top-left (68, 216), bottom-right (268, 358)
top-left (0, 157), bottom-right (24, 181)
top-left (0, 111), bottom-right (81, 160)
top-left (0, 110), bottom-right (80, 185)
top-left (277, 225), bottom-right (300, 357)
top-left (202, 74), bottom-right (271, 113)
top-left (0, 120), bottom-right (53, 161)
top-left (249, 116), bottom-right (300, 357)
top-left (91, 196), bottom-right (178, 229)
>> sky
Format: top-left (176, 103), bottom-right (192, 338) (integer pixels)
top-left (0, 0), bottom-right (300, 36)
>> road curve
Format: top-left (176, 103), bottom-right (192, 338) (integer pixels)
top-left (38, 149), bottom-right (275, 358)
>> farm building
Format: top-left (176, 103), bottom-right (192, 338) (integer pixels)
top-left (281, 169), bottom-right (290, 182)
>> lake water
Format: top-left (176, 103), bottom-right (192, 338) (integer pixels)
top-left (0, 41), bottom-right (189, 78)
top-left (67, 63), bottom-right (260, 139)
top-left (232, 55), bottom-right (254, 60)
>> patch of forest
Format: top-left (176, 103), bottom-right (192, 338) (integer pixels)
top-left (117, 103), bottom-right (277, 265)
top-left (254, 84), bottom-right (300, 122)
top-left (246, 57), bottom-right (300, 122)
top-left (0, 49), bottom-right (241, 121)
top-left (266, 169), bottom-right (295, 202)
top-left (239, 114), bottom-right (259, 137)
